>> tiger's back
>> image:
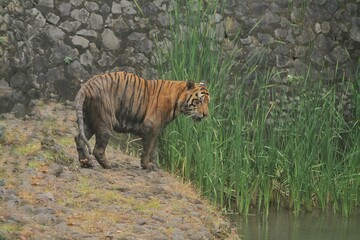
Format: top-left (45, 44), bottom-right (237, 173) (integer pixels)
top-left (74, 71), bottom-right (210, 170)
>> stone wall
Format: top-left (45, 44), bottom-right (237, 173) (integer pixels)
top-left (0, 0), bottom-right (359, 116)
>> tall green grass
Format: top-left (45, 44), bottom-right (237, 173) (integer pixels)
top-left (154, 0), bottom-right (360, 217)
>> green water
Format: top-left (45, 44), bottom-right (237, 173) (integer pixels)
top-left (230, 208), bottom-right (360, 240)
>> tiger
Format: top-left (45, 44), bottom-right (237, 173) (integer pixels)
top-left (74, 71), bottom-right (210, 170)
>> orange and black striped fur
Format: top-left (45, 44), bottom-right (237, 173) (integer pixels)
top-left (74, 71), bottom-right (210, 170)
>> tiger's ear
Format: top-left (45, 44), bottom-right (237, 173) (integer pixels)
top-left (199, 81), bottom-right (207, 87)
top-left (186, 81), bottom-right (195, 89)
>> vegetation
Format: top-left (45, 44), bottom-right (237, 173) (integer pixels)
top-left (155, 0), bottom-right (360, 217)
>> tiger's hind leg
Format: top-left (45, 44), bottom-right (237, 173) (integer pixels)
top-left (75, 123), bottom-right (95, 168)
top-left (93, 126), bottom-right (112, 169)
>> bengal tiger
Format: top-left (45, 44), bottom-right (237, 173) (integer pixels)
top-left (74, 71), bottom-right (210, 170)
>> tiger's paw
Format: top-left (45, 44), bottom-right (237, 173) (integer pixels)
top-left (141, 162), bottom-right (157, 171)
top-left (79, 158), bottom-right (94, 168)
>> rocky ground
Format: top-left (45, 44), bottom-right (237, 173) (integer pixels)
top-left (0, 101), bottom-right (239, 240)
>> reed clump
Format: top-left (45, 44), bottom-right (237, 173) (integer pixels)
top-left (155, 0), bottom-right (360, 217)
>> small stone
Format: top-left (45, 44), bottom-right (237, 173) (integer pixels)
top-left (71, 35), bottom-right (89, 49)
top-left (326, 0), bottom-right (338, 14)
top-left (37, 0), bottom-right (54, 10)
top-left (45, 25), bottom-right (65, 40)
top-left (157, 12), bottom-right (173, 27)
top-left (12, 103), bottom-right (26, 118)
top-left (315, 23), bottom-right (321, 34)
top-left (274, 28), bottom-right (287, 39)
top-left (80, 50), bottom-right (93, 66)
top-left (58, 2), bottom-right (72, 16)
top-left (350, 27), bottom-right (360, 42)
top-left (70, 8), bottom-right (89, 24)
top-left (321, 21), bottom-right (330, 34)
top-left (59, 21), bottom-right (81, 33)
top-left (71, 0), bottom-right (84, 7)
top-left (47, 12), bottom-right (60, 25)
top-left (88, 12), bottom-right (103, 30)
top-left (84, 2), bottom-right (99, 12)
top-left (112, 2), bottom-right (122, 14)
top-left (101, 29), bottom-right (120, 50)
top-left (100, 3), bottom-right (111, 14)
top-left (76, 29), bottom-right (98, 38)
top-left (37, 192), bottom-right (55, 202)
top-left (121, 0), bottom-right (136, 15)
top-left (33, 213), bottom-right (57, 225)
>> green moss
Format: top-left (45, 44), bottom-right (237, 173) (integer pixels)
top-left (12, 142), bottom-right (41, 156)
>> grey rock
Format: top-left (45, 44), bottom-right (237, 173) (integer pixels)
top-left (76, 29), bottom-right (98, 38)
top-left (100, 3), bottom-right (111, 14)
top-left (321, 21), bottom-right (331, 34)
top-left (314, 0), bottom-right (327, 5)
top-left (45, 25), bottom-right (65, 40)
top-left (80, 50), bottom-right (93, 66)
top-left (128, 32), bottom-right (145, 41)
top-left (0, 186), bottom-right (7, 199)
top-left (325, 46), bottom-right (349, 64)
top-left (37, 192), bottom-right (55, 202)
top-left (5, 199), bottom-right (17, 210)
top-left (314, 34), bottom-right (336, 51)
top-left (27, 12), bottom-right (46, 36)
top-left (346, 3), bottom-right (358, 16)
top-left (12, 103), bottom-right (26, 118)
top-left (37, 0), bottom-right (54, 10)
top-left (274, 28), bottom-right (287, 39)
top-left (112, 2), bottom-right (122, 14)
top-left (54, 222), bottom-right (69, 233)
top-left (101, 29), bottom-right (120, 50)
top-left (71, 35), bottom-right (89, 49)
top-left (294, 46), bottom-right (307, 58)
top-left (261, 11), bottom-right (281, 29)
top-left (326, 0), bottom-right (338, 14)
top-left (110, 16), bottom-right (129, 32)
top-left (46, 12), bottom-right (60, 25)
top-left (350, 27), bottom-right (360, 42)
top-left (85, 2), bottom-right (99, 12)
top-left (172, 228), bottom-right (185, 240)
top-left (157, 12), bottom-right (173, 27)
top-left (98, 52), bottom-right (115, 67)
top-left (251, 2), bottom-right (269, 17)
top-left (296, 28), bottom-right (316, 44)
top-left (58, 2), bottom-right (72, 16)
top-left (0, 79), bottom-right (9, 88)
top-left (50, 42), bottom-right (78, 65)
top-left (46, 67), bottom-right (65, 83)
top-left (142, 2), bottom-right (158, 15)
top-left (88, 12), bottom-right (103, 30)
top-left (151, 215), bottom-right (165, 223)
top-left (121, 0), bottom-right (137, 15)
top-left (59, 21), bottom-right (81, 32)
top-left (225, 17), bottom-right (240, 37)
top-left (65, 60), bottom-right (90, 81)
top-left (257, 33), bottom-right (274, 45)
top-left (33, 213), bottom-right (57, 225)
top-left (71, 0), bottom-right (84, 7)
top-left (71, 8), bottom-right (89, 24)
top-left (10, 71), bottom-right (29, 89)
top-left (276, 55), bottom-right (291, 68)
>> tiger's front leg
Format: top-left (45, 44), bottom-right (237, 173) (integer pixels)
top-left (141, 135), bottom-right (158, 170)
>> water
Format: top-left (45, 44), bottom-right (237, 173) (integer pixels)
top-left (229, 208), bottom-right (360, 240)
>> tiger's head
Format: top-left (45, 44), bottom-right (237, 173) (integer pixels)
top-left (181, 81), bottom-right (210, 122)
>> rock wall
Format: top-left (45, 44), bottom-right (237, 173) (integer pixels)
top-left (0, 0), bottom-right (359, 116)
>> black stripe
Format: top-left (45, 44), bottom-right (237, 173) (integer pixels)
top-left (155, 81), bottom-right (164, 109)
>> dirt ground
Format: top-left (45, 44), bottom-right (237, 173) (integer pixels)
top-left (0, 100), bottom-right (239, 240)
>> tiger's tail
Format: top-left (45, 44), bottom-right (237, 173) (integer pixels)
top-left (75, 87), bottom-right (92, 155)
